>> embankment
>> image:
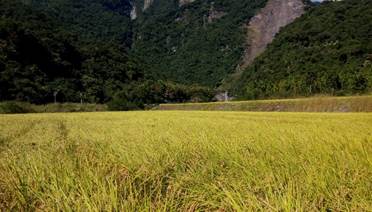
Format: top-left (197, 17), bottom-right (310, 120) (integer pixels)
top-left (159, 96), bottom-right (372, 112)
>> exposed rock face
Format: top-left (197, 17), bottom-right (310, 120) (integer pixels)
top-left (239, 0), bottom-right (305, 70)
top-left (143, 0), bottom-right (154, 11)
top-left (130, 5), bottom-right (137, 20)
top-left (179, 0), bottom-right (196, 7)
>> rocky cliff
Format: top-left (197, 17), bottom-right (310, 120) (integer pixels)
top-left (143, 0), bottom-right (154, 11)
top-left (238, 0), bottom-right (305, 70)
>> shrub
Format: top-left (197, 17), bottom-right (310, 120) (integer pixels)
top-left (0, 102), bottom-right (35, 114)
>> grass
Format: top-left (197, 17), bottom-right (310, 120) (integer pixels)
top-left (0, 102), bottom-right (107, 114)
top-left (159, 95), bottom-right (372, 112)
top-left (0, 111), bottom-right (371, 210)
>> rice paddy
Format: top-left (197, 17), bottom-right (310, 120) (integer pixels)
top-left (0, 111), bottom-right (371, 211)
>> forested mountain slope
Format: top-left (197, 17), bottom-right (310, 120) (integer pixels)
top-left (1, 0), bottom-right (370, 106)
top-left (0, 0), bottom-right (142, 103)
top-left (0, 0), bottom-right (213, 106)
top-left (131, 0), bottom-right (269, 87)
top-left (231, 0), bottom-right (372, 99)
top-left (19, 0), bottom-right (134, 45)
top-left (0, 0), bottom-right (300, 105)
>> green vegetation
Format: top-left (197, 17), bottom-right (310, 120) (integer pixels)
top-left (159, 95), bottom-right (372, 112)
top-left (132, 0), bottom-right (268, 86)
top-left (1, 1), bottom-right (371, 210)
top-left (17, 0), bottom-right (133, 44)
top-left (0, 0), bottom-right (216, 106)
top-left (232, 0), bottom-right (372, 99)
top-left (0, 102), bottom-right (106, 114)
top-left (108, 80), bottom-right (214, 111)
top-left (0, 111), bottom-right (371, 210)
top-left (0, 0), bottom-right (143, 104)
top-left (1, 0), bottom-right (371, 106)
top-left (0, 102), bottom-right (36, 114)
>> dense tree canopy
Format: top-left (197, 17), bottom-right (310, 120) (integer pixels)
top-left (0, 0), bottom-right (213, 106)
top-left (0, 0), bottom-right (143, 104)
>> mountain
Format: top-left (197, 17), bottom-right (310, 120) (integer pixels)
top-left (131, 0), bottom-right (269, 87)
top-left (19, 0), bottom-right (134, 46)
top-left (0, 0), bottom-right (142, 104)
top-left (0, 0), bottom-right (371, 106)
top-left (130, 0), bottom-right (322, 88)
top-left (231, 0), bottom-right (372, 99)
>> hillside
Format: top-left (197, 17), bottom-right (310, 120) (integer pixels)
top-left (19, 0), bottom-right (134, 45)
top-left (231, 0), bottom-right (372, 99)
top-left (0, 0), bottom-right (213, 107)
top-left (1, 0), bottom-right (371, 106)
top-left (131, 0), bottom-right (269, 86)
top-left (131, 0), bottom-right (320, 87)
top-left (0, 0), bottom-right (143, 104)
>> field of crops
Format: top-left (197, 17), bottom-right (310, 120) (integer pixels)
top-left (0, 111), bottom-right (371, 210)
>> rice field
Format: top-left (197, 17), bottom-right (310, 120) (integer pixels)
top-left (0, 111), bottom-right (371, 211)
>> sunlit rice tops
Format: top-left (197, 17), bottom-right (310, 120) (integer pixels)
top-left (0, 111), bottom-right (371, 210)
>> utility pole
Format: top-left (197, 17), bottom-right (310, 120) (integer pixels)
top-left (79, 92), bottom-right (83, 105)
top-left (53, 91), bottom-right (59, 104)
